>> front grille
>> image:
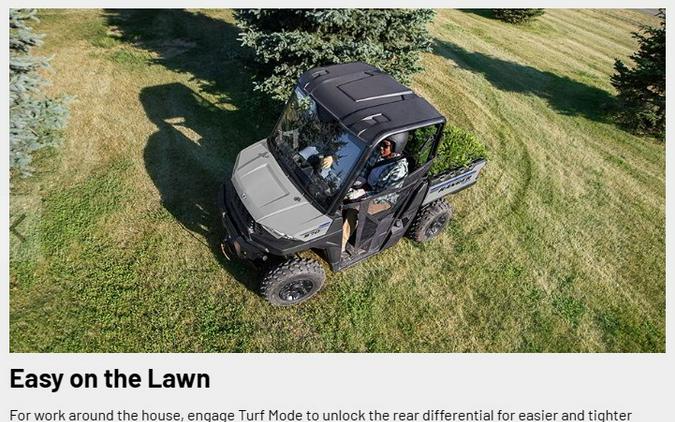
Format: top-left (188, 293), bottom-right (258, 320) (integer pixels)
top-left (228, 184), bottom-right (264, 236)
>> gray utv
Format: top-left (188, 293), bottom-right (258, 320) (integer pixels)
top-left (218, 62), bottom-right (486, 306)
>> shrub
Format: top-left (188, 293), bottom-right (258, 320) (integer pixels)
top-left (234, 9), bottom-right (435, 102)
top-left (492, 9), bottom-right (545, 24)
top-left (10, 9), bottom-right (69, 177)
top-left (610, 10), bottom-right (665, 139)
top-left (430, 125), bottom-right (487, 175)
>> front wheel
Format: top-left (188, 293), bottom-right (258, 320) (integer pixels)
top-left (260, 257), bottom-right (326, 306)
top-left (407, 199), bottom-right (454, 243)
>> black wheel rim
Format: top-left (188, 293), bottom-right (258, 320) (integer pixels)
top-left (278, 280), bottom-right (314, 302)
top-left (426, 214), bottom-right (448, 237)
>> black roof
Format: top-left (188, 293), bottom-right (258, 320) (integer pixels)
top-left (298, 62), bottom-right (445, 144)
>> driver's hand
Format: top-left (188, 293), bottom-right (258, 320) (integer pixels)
top-left (320, 156), bottom-right (334, 169)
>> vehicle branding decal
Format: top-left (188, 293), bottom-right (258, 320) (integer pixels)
top-left (430, 170), bottom-right (477, 194)
top-left (298, 221), bottom-right (332, 240)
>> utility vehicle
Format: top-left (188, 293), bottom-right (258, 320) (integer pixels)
top-left (218, 62), bottom-right (486, 305)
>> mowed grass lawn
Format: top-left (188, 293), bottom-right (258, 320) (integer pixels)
top-left (10, 9), bottom-right (664, 352)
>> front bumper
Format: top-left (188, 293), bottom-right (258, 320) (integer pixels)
top-left (217, 180), bottom-right (267, 262)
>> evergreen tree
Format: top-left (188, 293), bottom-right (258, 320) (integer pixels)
top-left (611, 10), bottom-right (665, 139)
top-left (234, 9), bottom-right (435, 101)
top-left (10, 9), bottom-right (69, 176)
top-left (492, 9), bottom-right (545, 24)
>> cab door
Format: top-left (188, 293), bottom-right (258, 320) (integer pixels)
top-left (339, 123), bottom-right (443, 266)
top-left (341, 166), bottom-right (424, 257)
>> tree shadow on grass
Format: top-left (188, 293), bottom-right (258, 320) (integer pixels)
top-left (433, 40), bottom-right (616, 122)
top-left (104, 9), bottom-right (278, 110)
top-left (460, 9), bottom-right (497, 20)
top-left (114, 9), bottom-right (282, 293)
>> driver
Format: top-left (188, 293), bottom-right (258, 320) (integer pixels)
top-left (342, 135), bottom-right (409, 252)
top-left (346, 137), bottom-right (408, 200)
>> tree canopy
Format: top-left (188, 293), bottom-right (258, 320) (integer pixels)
top-left (611, 10), bottom-right (665, 139)
top-left (492, 9), bottom-right (545, 24)
top-left (235, 9), bottom-right (435, 102)
top-left (10, 9), bottom-right (69, 176)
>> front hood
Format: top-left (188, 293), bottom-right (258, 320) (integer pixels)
top-left (230, 139), bottom-right (332, 241)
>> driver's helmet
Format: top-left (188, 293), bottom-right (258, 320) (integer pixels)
top-left (387, 132), bottom-right (409, 154)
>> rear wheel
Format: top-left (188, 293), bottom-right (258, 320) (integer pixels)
top-left (260, 257), bottom-right (326, 306)
top-left (407, 199), bottom-right (453, 242)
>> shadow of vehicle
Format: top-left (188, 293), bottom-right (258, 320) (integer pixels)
top-left (120, 10), bottom-right (281, 292)
top-left (140, 83), bottom-right (264, 291)
top-left (433, 39), bottom-right (616, 122)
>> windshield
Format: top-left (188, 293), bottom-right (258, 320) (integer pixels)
top-left (269, 87), bottom-right (365, 211)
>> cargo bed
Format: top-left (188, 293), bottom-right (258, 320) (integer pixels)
top-left (423, 159), bottom-right (487, 205)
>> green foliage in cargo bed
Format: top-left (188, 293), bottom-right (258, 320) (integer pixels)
top-left (429, 125), bottom-right (487, 176)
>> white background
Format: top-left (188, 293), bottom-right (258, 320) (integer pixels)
top-left (2, 2), bottom-right (673, 421)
